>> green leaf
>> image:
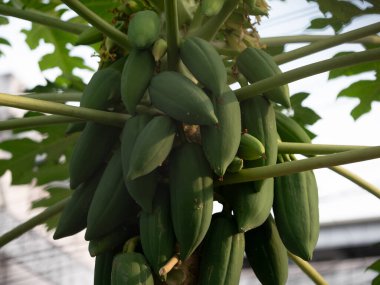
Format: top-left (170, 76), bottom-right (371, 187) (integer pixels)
top-left (373, 275), bottom-right (380, 285)
top-left (337, 79), bottom-right (380, 120)
top-left (0, 15), bottom-right (9, 25)
top-left (329, 51), bottom-right (380, 79)
top-left (0, 113), bottom-right (79, 185)
top-left (368, 259), bottom-right (380, 273)
top-left (31, 186), bottom-right (71, 231)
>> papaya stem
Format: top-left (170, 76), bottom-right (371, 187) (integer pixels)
top-left (278, 142), bottom-right (368, 155)
top-left (329, 165), bottom-right (380, 199)
top-left (0, 114), bottom-right (82, 131)
top-left (235, 47), bottom-right (380, 102)
top-left (165, 0), bottom-right (180, 71)
top-left (0, 198), bottom-right (69, 248)
top-left (261, 34), bottom-right (380, 47)
top-left (0, 4), bottom-right (87, 34)
top-left (60, 0), bottom-right (130, 49)
top-left (122, 236), bottom-right (140, 253)
top-left (219, 146), bottom-right (380, 186)
top-left (159, 254), bottom-right (180, 276)
top-left (21, 92), bottom-right (82, 102)
top-left (189, 0), bottom-right (239, 41)
top-left (288, 251), bottom-right (328, 285)
top-left (0, 93), bottom-right (129, 127)
top-left (273, 22), bottom-right (380, 65)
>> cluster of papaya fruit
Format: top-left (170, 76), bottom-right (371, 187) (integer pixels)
top-left (53, 4), bottom-right (319, 285)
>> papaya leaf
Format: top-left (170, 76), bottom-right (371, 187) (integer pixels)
top-left (368, 259), bottom-right (380, 273)
top-left (337, 79), bottom-right (380, 120)
top-left (31, 186), bottom-right (71, 231)
top-left (0, 112), bottom-right (79, 185)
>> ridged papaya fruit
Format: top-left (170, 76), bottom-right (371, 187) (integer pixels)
top-left (121, 114), bottom-right (158, 213)
top-left (128, 10), bottom-right (161, 49)
top-left (245, 215), bottom-right (289, 285)
top-left (127, 115), bottom-right (176, 180)
top-left (69, 122), bottom-right (120, 189)
top-left (199, 213), bottom-right (245, 285)
top-left (111, 252), bottom-right (154, 285)
top-left (149, 71), bottom-right (218, 125)
top-left (53, 166), bottom-right (104, 240)
top-left (89, 225), bottom-right (138, 257)
top-left (221, 96), bottom-right (277, 232)
top-left (201, 86), bottom-right (241, 177)
top-left (275, 110), bottom-right (311, 143)
top-left (80, 57), bottom-right (125, 110)
top-left (226, 156), bottom-right (244, 173)
top-left (140, 185), bottom-right (176, 276)
top-left (121, 49), bottom-right (155, 115)
top-left (237, 47), bottom-right (291, 108)
top-left (94, 250), bottom-right (117, 285)
top-left (170, 143), bottom-right (213, 261)
top-left (85, 148), bottom-right (140, 241)
top-left (273, 170), bottom-right (319, 261)
top-left (180, 36), bottom-right (227, 94)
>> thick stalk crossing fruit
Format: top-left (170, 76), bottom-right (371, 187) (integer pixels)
top-left (170, 143), bottom-right (213, 261)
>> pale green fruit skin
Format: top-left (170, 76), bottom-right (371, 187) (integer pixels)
top-left (128, 10), bottom-right (161, 49)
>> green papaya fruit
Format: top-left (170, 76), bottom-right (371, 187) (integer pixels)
top-left (128, 10), bottom-right (161, 49)
top-left (94, 250), bottom-right (117, 285)
top-left (275, 110), bottom-right (311, 143)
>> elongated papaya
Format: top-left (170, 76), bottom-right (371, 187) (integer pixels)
top-left (199, 213), bottom-right (245, 285)
top-left (121, 49), bottom-right (155, 115)
top-left (140, 185), bottom-right (176, 276)
top-left (275, 110), bottom-right (311, 143)
top-left (201, 86), bottom-right (241, 177)
top-left (80, 57), bottom-right (126, 110)
top-left (180, 36), bottom-right (227, 94)
top-left (245, 215), bottom-right (288, 285)
top-left (273, 170), bottom-right (319, 261)
top-left (221, 96), bottom-right (277, 232)
top-left (85, 148), bottom-right (140, 241)
top-left (170, 143), bottom-right (213, 261)
top-left (127, 115), bottom-right (176, 180)
top-left (94, 250), bottom-right (117, 285)
top-left (53, 165), bottom-right (104, 240)
top-left (111, 252), bottom-right (154, 285)
top-left (121, 114), bottom-right (158, 213)
top-left (69, 122), bottom-right (120, 189)
top-left (149, 71), bottom-right (218, 125)
top-left (237, 47), bottom-right (291, 108)
top-left (128, 10), bottom-right (161, 49)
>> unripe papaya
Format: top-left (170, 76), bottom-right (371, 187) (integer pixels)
top-left (245, 215), bottom-right (288, 285)
top-left (273, 170), bottom-right (319, 261)
top-left (140, 186), bottom-right (176, 276)
top-left (237, 132), bottom-right (265, 160)
top-left (237, 47), bottom-right (291, 108)
top-left (128, 10), bottom-right (161, 49)
top-left (201, 86), bottom-right (241, 177)
top-left (149, 71), bottom-right (218, 125)
top-left (180, 36), bottom-right (227, 94)
top-left (201, 0), bottom-right (226, 16)
top-left (111, 252), bottom-right (154, 285)
top-left (85, 148), bottom-right (140, 241)
top-left (199, 213), bottom-right (245, 285)
top-left (275, 110), bottom-right (311, 143)
top-left (170, 143), bottom-right (213, 261)
top-left (121, 114), bottom-right (158, 213)
top-left (94, 250), bottom-right (117, 285)
top-left (121, 49), bottom-right (155, 115)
